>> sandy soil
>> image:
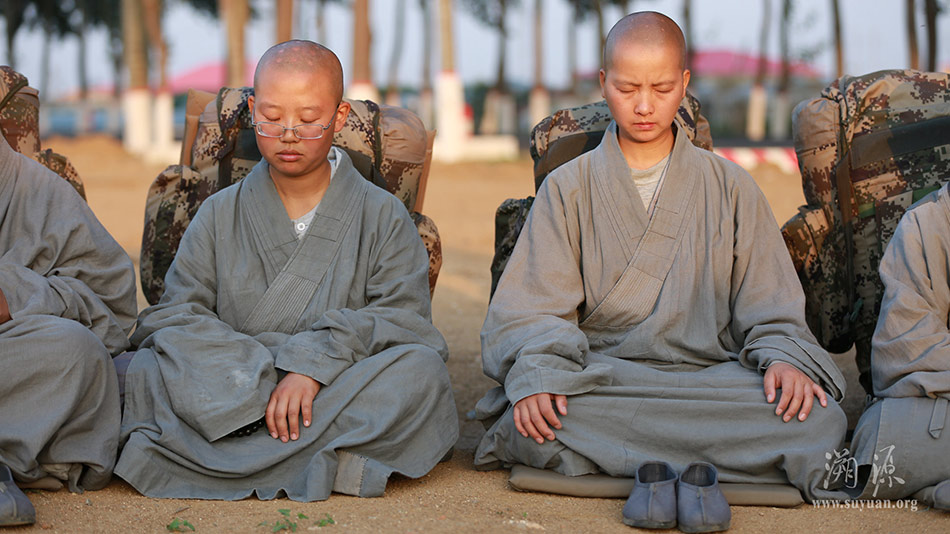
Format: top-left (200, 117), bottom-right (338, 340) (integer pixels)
top-left (8, 135), bottom-right (947, 533)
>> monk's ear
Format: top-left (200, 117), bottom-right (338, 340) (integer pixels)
top-left (247, 95), bottom-right (255, 117)
top-left (682, 69), bottom-right (691, 93)
top-left (599, 68), bottom-right (607, 99)
top-left (332, 100), bottom-right (351, 133)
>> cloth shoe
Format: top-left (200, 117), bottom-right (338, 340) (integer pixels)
top-left (622, 461), bottom-right (678, 529)
top-left (934, 479), bottom-right (950, 511)
top-left (677, 462), bottom-right (731, 533)
top-left (0, 464), bottom-right (36, 526)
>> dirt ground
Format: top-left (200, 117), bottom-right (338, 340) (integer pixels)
top-left (9, 135), bottom-right (947, 533)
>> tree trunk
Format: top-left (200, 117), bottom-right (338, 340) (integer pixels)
top-left (683, 0), bottom-right (694, 71)
top-left (276, 0), bottom-right (293, 43)
top-left (494, 0), bottom-right (508, 92)
top-left (831, 0), bottom-right (843, 76)
top-left (439, 0), bottom-right (455, 72)
top-left (316, 0), bottom-right (327, 43)
top-left (569, 1), bottom-right (578, 94)
top-left (533, 0), bottom-right (543, 90)
top-left (352, 0), bottom-right (372, 85)
top-left (220, 0), bottom-right (248, 88)
top-left (39, 20), bottom-right (51, 101)
top-left (78, 6), bottom-right (89, 100)
top-left (924, 0), bottom-right (938, 71)
top-left (421, 0), bottom-right (432, 92)
top-left (594, 0), bottom-right (605, 62)
top-left (770, 0), bottom-right (791, 140)
top-left (747, 0), bottom-right (771, 141)
top-left (385, 0), bottom-right (407, 103)
top-left (123, 0), bottom-right (149, 90)
top-left (142, 0), bottom-right (168, 90)
top-left (906, 0), bottom-right (919, 69)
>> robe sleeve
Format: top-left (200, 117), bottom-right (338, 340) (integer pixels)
top-left (870, 206), bottom-right (950, 399)
top-left (131, 200), bottom-right (279, 441)
top-left (273, 200), bottom-right (448, 387)
top-left (480, 173), bottom-right (612, 405)
top-left (729, 172), bottom-right (846, 400)
top-left (0, 170), bottom-right (136, 355)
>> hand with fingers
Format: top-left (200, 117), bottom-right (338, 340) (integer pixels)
top-left (0, 288), bottom-right (10, 324)
top-left (763, 362), bottom-right (828, 423)
top-left (512, 393), bottom-right (568, 444)
top-left (266, 372), bottom-right (321, 442)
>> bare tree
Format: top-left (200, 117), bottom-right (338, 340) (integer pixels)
top-left (142, 0), bottom-right (168, 90)
top-left (464, 0), bottom-right (518, 92)
top-left (123, 0), bottom-right (148, 90)
top-left (770, 0), bottom-right (791, 140)
top-left (276, 0), bottom-right (293, 43)
top-left (924, 0), bottom-right (939, 71)
top-left (385, 0), bottom-right (407, 104)
top-left (746, 0), bottom-right (771, 141)
top-left (831, 0), bottom-right (843, 76)
top-left (683, 0), bottom-right (694, 71)
top-left (219, 0), bottom-right (249, 88)
top-left (907, 0), bottom-right (919, 69)
top-left (350, 0), bottom-right (376, 98)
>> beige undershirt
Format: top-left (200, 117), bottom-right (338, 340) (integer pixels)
top-left (291, 147), bottom-right (340, 240)
top-left (629, 153), bottom-right (671, 214)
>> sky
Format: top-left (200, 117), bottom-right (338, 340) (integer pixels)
top-left (1, 0), bottom-right (948, 100)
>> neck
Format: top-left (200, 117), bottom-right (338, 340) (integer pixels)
top-left (269, 160), bottom-right (332, 219)
top-left (618, 126), bottom-right (675, 170)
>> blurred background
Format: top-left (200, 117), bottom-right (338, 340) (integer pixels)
top-left (2, 0), bottom-right (947, 162)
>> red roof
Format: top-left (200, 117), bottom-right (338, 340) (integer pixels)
top-left (690, 49), bottom-right (822, 79)
top-left (168, 60), bottom-right (258, 94)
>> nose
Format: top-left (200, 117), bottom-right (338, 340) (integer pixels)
top-left (634, 92), bottom-right (653, 116)
top-left (280, 126), bottom-right (299, 143)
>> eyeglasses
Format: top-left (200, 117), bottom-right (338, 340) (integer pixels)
top-left (252, 120), bottom-right (332, 140)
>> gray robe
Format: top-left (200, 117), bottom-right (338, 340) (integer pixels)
top-left (0, 137), bottom-right (136, 491)
top-left (116, 149), bottom-right (458, 502)
top-left (851, 182), bottom-right (950, 499)
top-left (475, 123), bottom-right (848, 502)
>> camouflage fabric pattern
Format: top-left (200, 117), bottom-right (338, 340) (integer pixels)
top-left (411, 211), bottom-right (442, 298)
top-left (141, 86), bottom-right (439, 304)
top-left (1, 66), bottom-right (87, 200)
top-left (31, 148), bottom-right (85, 200)
top-left (783, 69), bottom-right (950, 393)
top-left (489, 197), bottom-right (535, 296)
top-left (529, 92), bottom-right (712, 191)
top-left (0, 66), bottom-right (40, 155)
top-left (490, 92), bottom-right (713, 295)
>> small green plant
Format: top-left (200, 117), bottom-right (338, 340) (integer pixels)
top-left (166, 518), bottom-right (195, 532)
top-left (313, 514), bottom-right (335, 527)
top-left (259, 509), bottom-right (311, 532)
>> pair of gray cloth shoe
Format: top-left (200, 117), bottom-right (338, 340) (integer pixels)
top-left (0, 465), bottom-right (35, 527)
top-left (622, 461), bottom-right (731, 533)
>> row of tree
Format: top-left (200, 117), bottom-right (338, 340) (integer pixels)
top-left (0, 0), bottom-right (944, 102)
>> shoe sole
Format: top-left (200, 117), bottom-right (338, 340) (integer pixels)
top-left (0, 517), bottom-right (36, 527)
top-left (678, 521), bottom-right (731, 533)
top-left (621, 516), bottom-right (677, 529)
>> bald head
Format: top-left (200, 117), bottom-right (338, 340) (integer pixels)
top-left (603, 12), bottom-right (687, 72)
top-left (254, 40), bottom-right (344, 104)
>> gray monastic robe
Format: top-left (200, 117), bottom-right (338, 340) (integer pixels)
top-left (0, 137), bottom-right (136, 492)
top-left (475, 123), bottom-right (848, 502)
top-left (116, 149), bottom-right (458, 502)
top-left (851, 182), bottom-right (950, 499)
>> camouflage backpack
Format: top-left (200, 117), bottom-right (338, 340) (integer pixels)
top-left (490, 93), bottom-right (713, 295)
top-left (782, 69), bottom-right (950, 393)
top-left (0, 66), bottom-right (85, 199)
top-left (141, 86), bottom-right (440, 304)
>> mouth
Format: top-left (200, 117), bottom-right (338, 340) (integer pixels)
top-left (276, 151), bottom-right (303, 162)
top-left (632, 122), bottom-right (655, 130)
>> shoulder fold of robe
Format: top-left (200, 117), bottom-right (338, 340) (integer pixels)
top-left (0, 137), bottom-right (136, 353)
top-left (481, 122), bottom-right (845, 407)
top-left (871, 182), bottom-right (950, 399)
top-left (128, 149), bottom-right (446, 442)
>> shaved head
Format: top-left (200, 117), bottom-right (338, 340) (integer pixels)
top-left (254, 40), bottom-right (344, 104)
top-left (603, 12), bottom-right (687, 72)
